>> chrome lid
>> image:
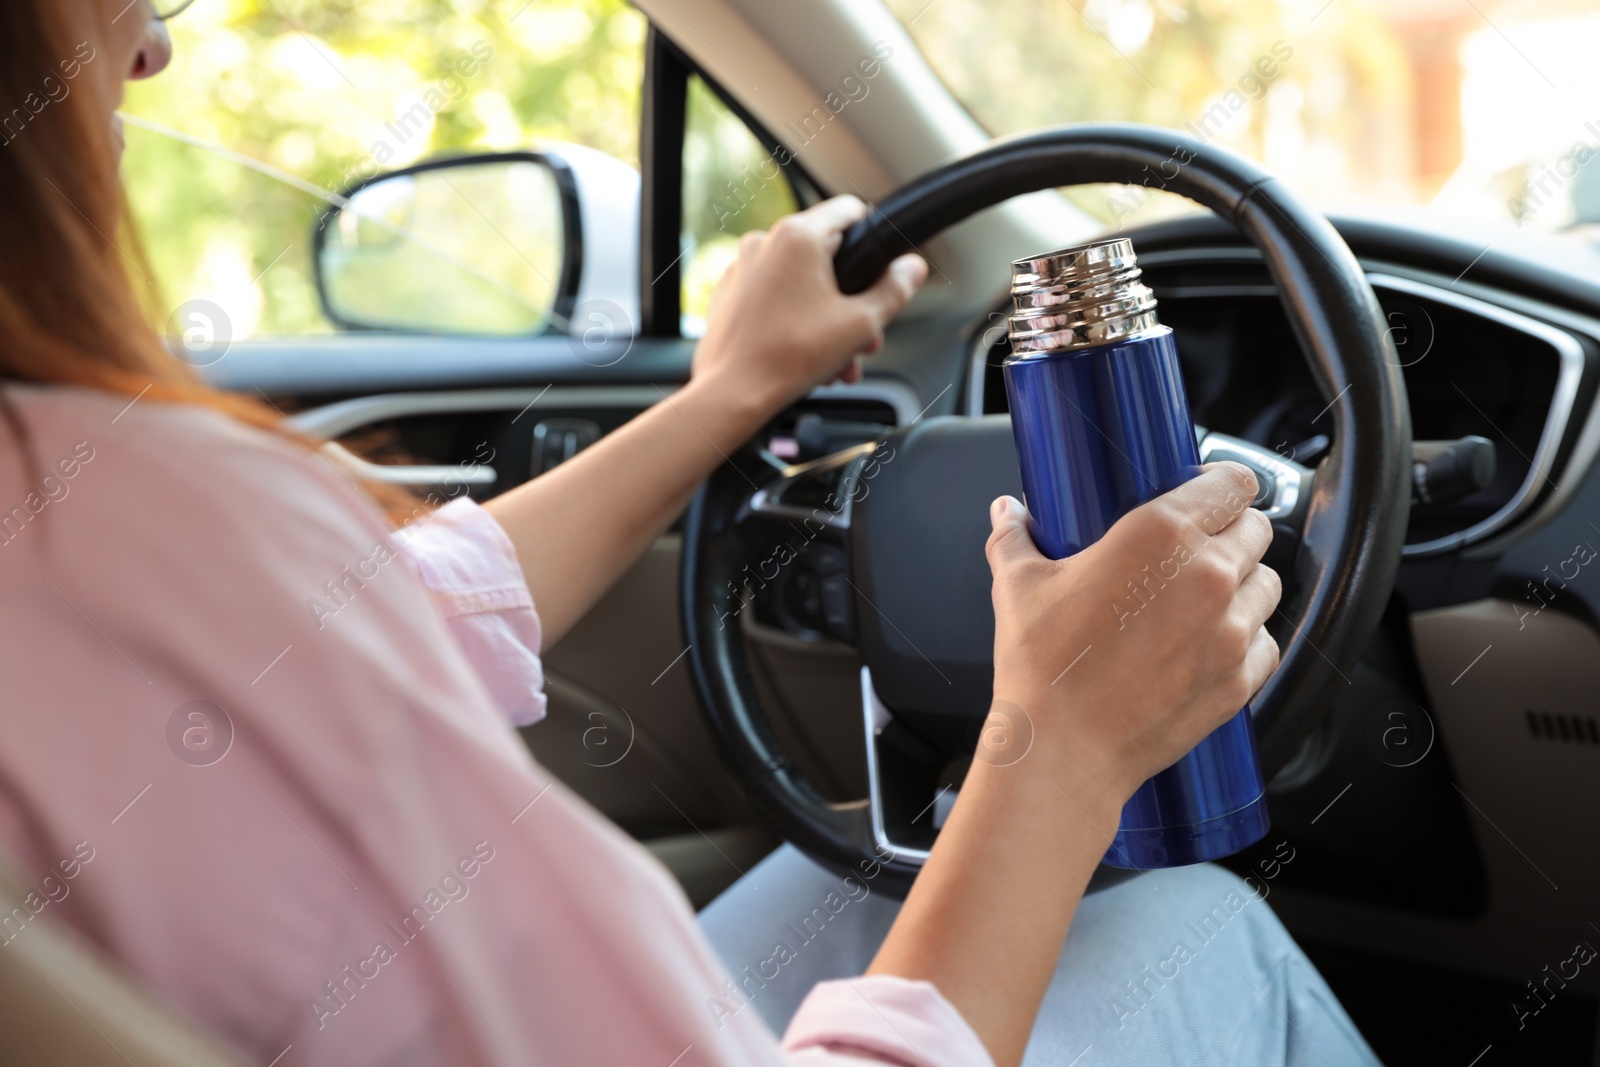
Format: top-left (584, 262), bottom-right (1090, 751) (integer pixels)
top-left (1007, 237), bottom-right (1162, 355)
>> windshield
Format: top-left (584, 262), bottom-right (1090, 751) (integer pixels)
top-left (886, 0), bottom-right (1600, 237)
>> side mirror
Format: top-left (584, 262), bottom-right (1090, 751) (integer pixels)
top-left (314, 151), bottom-right (599, 337)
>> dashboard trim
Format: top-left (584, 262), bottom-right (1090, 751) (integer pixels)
top-left (291, 380), bottom-right (925, 441)
top-left (292, 385), bottom-right (677, 439)
top-left (860, 666), bottom-right (932, 867)
top-left (1365, 272), bottom-right (1585, 557)
top-left (319, 440), bottom-right (498, 488)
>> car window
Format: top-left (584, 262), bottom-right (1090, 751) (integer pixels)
top-left (680, 75), bottom-right (800, 337)
top-left (120, 1), bottom-right (646, 340)
top-left (887, 0), bottom-right (1600, 237)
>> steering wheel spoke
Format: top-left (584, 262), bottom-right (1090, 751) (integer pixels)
top-left (730, 441), bottom-right (887, 645)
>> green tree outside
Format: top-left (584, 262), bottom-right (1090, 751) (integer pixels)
top-left (123, 0), bottom-right (646, 338)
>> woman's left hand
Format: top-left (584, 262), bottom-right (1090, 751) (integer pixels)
top-left (692, 195), bottom-right (928, 414)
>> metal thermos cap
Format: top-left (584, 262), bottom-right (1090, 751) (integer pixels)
top-left (1007, 237), bottom-right (1162, 356)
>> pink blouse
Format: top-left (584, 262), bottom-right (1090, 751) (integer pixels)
top-left (0, 385), bottom-right (991, 1067)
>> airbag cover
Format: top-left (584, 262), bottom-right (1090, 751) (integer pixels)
top-left (851, 415), bottom-right (1022, 716)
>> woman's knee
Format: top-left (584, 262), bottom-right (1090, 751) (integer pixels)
top-left (1022, 862), bottom-right (1376, 1064)
top-left (1075, 862), bottom-right (1291, 949)
top-left (1061, 861), bottom-right (1307, 1020)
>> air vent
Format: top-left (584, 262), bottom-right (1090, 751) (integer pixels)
top-left (1525, 710), bottom-right (1600, 745)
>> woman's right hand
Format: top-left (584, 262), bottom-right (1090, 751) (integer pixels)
top-left (867, 463), bottom-right (1283, 1067)
top-left (984, 461), bottom-right (1283, 806)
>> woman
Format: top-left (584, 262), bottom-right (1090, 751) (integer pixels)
top-left (0, 2), bottom-right (1379, 1065)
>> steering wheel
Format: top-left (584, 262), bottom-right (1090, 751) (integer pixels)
top-left (682, 124), bottom-right (1412, 898)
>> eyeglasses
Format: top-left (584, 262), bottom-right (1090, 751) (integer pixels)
top-left (154, 0), bottom-right (197, 19)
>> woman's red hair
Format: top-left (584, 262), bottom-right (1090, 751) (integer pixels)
top-left (0, 2), bottom-right (416, 521)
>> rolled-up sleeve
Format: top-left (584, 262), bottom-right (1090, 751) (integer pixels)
top-left (394, 497), bottom-right (548, 726)
top-left (784, 976), bottom-right (995, 1067)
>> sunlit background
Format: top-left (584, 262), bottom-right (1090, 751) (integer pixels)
top-left (123, 0), bottom-right (646, 337)
top-left (887, 0), bottom-right (1600, 232)
top-left (122, 0), bottom-right (1600, 340)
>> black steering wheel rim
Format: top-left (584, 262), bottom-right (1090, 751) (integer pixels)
top-left (682, 122), bottom-right (1412, 897)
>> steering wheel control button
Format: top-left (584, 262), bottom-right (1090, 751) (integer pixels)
top-left (1206, 448), bottom-right (1276, 508)
top-left (807, 544), bottom-right (854, 641)
top-left (780, 542), bottom-right (854, 642)
top-left (1195, 432), bottom-right (1307, 523)
top-left (807, 544), bottom-right (845, 573)
top-left (1252, 470), bottom-right (1275, 508)
top-left (818, 573), bottom-right (852, 640)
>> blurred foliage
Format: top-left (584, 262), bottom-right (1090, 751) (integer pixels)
top-left (680, 75), bottom-right (797, 334)
top-left (121, 0), bottom-right (1428, 341)
top-left (122, 0), bottom-right (645, 338)
top-left (883, 0), bottom-right (1411, 226)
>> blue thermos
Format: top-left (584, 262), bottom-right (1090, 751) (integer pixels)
top-left (1002, 237), bottom-right (1269, 868)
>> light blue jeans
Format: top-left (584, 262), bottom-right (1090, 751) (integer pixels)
top-left (698, 845), bottom-right (1382, 1066)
